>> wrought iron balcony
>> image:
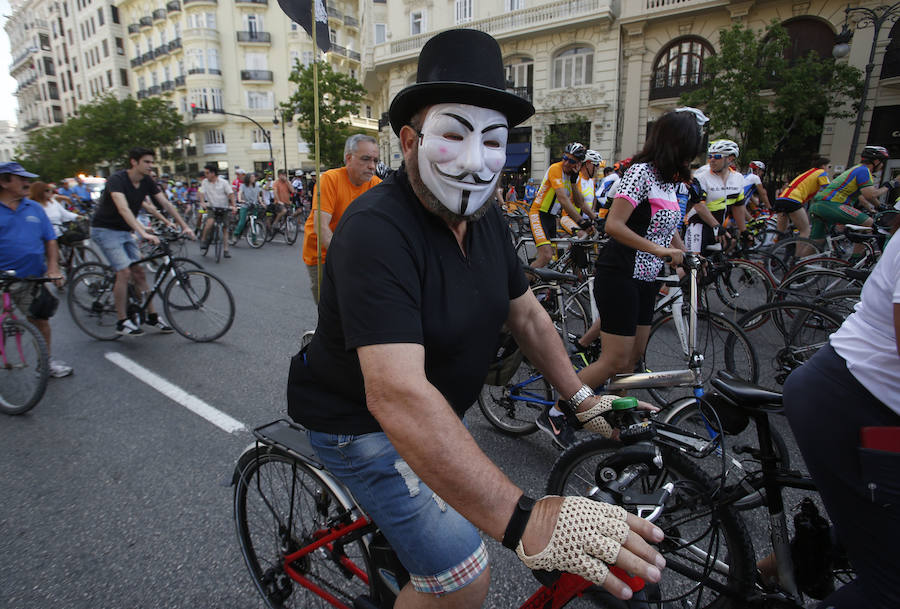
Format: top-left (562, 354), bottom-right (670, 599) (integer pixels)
top-left (327, 6), bottom-right (343, 20)
top-left (175, 75), bottom-right (186, 87)
top-left (154, 45), bottom-right (169, 57)
top-left (136, 89), bottom-right (148, 99)
top-left (166, 1), bottom-right (181, 13)
top-left (139, 16), bottom-right (152, 28)
top-left (161, 80), bottom-right (174, 91)
top-left (343, 15), bottom-right (359, 28)
top-left (128, 24), bottom-right (141, 35)
top-left (187, 67), bottom-right (206, 75)
top-left (131, 56), bottom-right (142, 67)
top-left (241, 69), bottom-right (273, 81)
top-left (148, 85), bottom-right (161, 95)
top-left (141, 52), bottom-right (154, 63)
top-left (168, 37), bottom-right (182, 51)
top-left (236, 31), bottom-right (271, 43)
top-left (183, 0), bottom-right (217, 5)
top-left (152, 9), bottom-right (167, 21)
top-left (235, 0), bottom-right (268, 4)
top-left (508, 86), bottom-right (532, 102)
top-left (348, 49), bottom-right (361, 62)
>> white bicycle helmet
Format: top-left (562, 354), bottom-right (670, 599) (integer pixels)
top-left (564, 142), bottom-right (587, 160)
top-left (708, 139), bottom-right (739, 158)
top-left (585, 149), bottom-right (602, 164)
top-left (749, 160), bottom-right (765, 171)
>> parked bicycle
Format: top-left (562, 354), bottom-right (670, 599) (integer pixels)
top-left (0, 272), bottom-right (51, 415)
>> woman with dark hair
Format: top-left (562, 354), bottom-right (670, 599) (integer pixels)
top-left (232, 171), bottom-right (262, 242)
top-left (573, 108), bottom-right (705, 398)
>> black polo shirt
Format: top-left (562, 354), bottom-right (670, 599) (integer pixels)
top-left (92, 170), bottom-right (160, 231)
top-left (288, 166), bottom-right (529, 434)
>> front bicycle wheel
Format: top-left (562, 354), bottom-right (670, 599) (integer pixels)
top-left (234, 447), bottom-right (376, 609)
top-left (764, 237), bottom-right (823, 280)
top-left (67, 265), bottom-right (121, 341)
top-left (163, 269), bottom-right (235, 342)
top-left (712, 259), bottom-right (775, 315)
top-left (247, 218), bottom-right (267, 248)
top-left (546, 438), bottom-right (755, 609)
top-left (285, 217), bottom-right (300, 245)
top-left (644, 311), bottom-right (757, 407)
top-left (0, 318), bottom-right (49, 415)
top-left (477, 359), bottom-right (549, 436)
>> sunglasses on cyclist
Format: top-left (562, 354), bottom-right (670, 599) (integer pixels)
top-left (562, 156), bottom-right (581, 165)
top-left (707, 154), bottom-right (725, 160)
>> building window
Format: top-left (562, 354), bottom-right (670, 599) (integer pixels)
top-left (120, 68), bottom-right (128, 87)
top-left (329, 27), bottom-right (336, 43)
top-left (455, 0), bottom-right (472, 24)
top-left (102, 39), bottom-right (108, 57)
top-left (207, 48), bottom-right (219, 72)
top-left (410, 10), bottom-right (424, 35)
top-left (374, 23), bottom-right (386, 44)
top-left (206, 129), bottom-right (225, 145)
top-left (106, 69), bottom-right (112, 87)
top-left (506, 0), bottom-right (523, 9)
top-left (551, 46), bottom-right (593, 89)
top-left (881, 20), bottom-right (900, 80)
top-left (505, 56), bottom-right (534, 100)
top-left (650, 36), bottom-right (713, 100)
top-left (247, 91), bottom-right (273, 109)
top-left (210, 88), bottom-right (224, 110)
top-left (302, 51), bottom-right (313, 66)
top-left (252, 128), bottom-right (269, 144)
top-left (350, 68), bottom-right (357, 79)
top-left (365, 104), bottom-right (372, 118)
top-left (115, 37), bottom-right (124, 55)
top-left (245, 14), bottom-right (262, 34)
top-left (206, 12), bottom-right (216, 29)
top-left (111, 5), bottom-right (119, 24)
top-left (97, 7), bottom-right (104, 26)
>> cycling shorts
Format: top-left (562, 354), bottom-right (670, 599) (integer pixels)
top-left (529, 210), bottom-right (557, 247)
top-left (594, 270), bottom-right (658, 336)
top-left (809, 201), bottom-right (870, 240)
top-left (773, 198), bottom-right (804, 214)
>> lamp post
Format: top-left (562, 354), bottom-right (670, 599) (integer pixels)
top-left (272, 107), bottom-right (291, 175)
top-left (190, 104), bottom-right (275, 176)
top-left (831, 3), bottom-right (900, 168)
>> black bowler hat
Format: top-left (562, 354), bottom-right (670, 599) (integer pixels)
top-left (388, 29), bottom-right (535, 136)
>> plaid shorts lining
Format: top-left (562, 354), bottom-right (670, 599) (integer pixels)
top-left (408, 540), bottom-right (488, 596)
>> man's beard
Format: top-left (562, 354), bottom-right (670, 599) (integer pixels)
top-left (407, 148), bottom-right (493, 225)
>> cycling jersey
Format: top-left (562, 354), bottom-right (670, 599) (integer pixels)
top-left (530, 161), bottom-right (576, 216)
top-left (595, 173), bottom-right (620, 218)
top-left (694, 167), bottom-right (745, 214)
top-left (523, 184), bottom-right (537, 204)
top-left (742, 172), bottom-right (762, 200)
top-left (577, 175), bottom-right (595, 214)
top-left (779, 168), bottom-right (829, 204)
top-left (813, 165), bottom-right (873, 206)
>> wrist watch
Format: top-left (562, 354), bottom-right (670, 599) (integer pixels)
top-left (567, 384), bottom-right (595, 411)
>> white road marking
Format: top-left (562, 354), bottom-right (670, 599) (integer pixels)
top-left (105, 352), bottom-right (246, 434)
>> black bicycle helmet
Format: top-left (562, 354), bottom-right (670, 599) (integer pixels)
top-left (564, 142), bottom-right (587, 161)
top-left (861, 145), bottom-right (889, 162)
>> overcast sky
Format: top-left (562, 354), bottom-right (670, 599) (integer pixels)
top-left (0, 0), bottom-right (20, 124)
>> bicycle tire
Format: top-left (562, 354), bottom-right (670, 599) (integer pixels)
top-left (532, 283), bottom-right (589, 343)
top-left (0, 318), bottom-right (50, 415)
top-left (712, 258), bottom-right (776, 315)
top-left (234, 446), bottom-right (377, 609)
top-left (546, 437), bottom-right (756, 609)
top-left (781, 257), bottom-right (851, 280)
top-left (659, 398), bottom-right (791, 511)
top-left (60, 242), bottom-right (103, 283)
top-left (644, 310), bottom-right (757, 407)
top-left (285, 217), bottom-right (300, 245)
top-left (477, 358), bottom-right (549, 436)
top-left (775, 268), bottom-right (863, 302)
top-left (154, 257), bottom-right (204, 287)
top-left (813, 288), bottom-right (861, 320)
top-left (264, 216), bottom-right (277, 243)
top-left (163, 269), bottom-right (235, 342)
top-left (764, 237), bottom-right (823, 280)
top-left (737, 301), bottom-right (843, 390)
top-left (246, 218), bottom-right (266, 249)
top-left (67, 264), bottom-right (121, 341)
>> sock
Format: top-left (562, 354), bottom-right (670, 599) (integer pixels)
top-left (549, 406), bottom-right (564, 417)
top-left (147, 313), bottom-right (159, 324)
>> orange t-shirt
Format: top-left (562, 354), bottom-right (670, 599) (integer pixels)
top-left (274, 179), bottom-right (293, 204)
top-left (302, 167), bottom-right (381, 266)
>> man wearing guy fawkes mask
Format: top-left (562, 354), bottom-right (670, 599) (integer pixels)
top-left (287, 29), bottom-right (665, 609)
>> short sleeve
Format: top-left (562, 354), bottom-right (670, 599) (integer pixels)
top-left (818, 174), bottom-right (830, 187)
top-left (547, 164), bottom-right (567, 191)
top-left (615, 163), bottom-right (651, 208)
top-left (224, 181), bottom-right (233, 195)
top-left (328, 212), bottom-right (424, 348)
top-left (108, 173), bottom-right (127, 194)
top-left (145, 177), bottom-right (161, 196)
top-left (314, 173), bottom-right (339, 216)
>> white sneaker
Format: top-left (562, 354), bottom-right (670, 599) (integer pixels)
top-left (116, 318), bottom-right (145, 336)
top-left (48, 358), bottom-right (73, 378)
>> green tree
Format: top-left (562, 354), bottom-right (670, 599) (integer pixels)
top-left (542, 110), bottom-right (591, 161)
top-left (19, 95), bottom-right (184, 180)
top-left (282, 60), bottom-right (369, 168)
top-left (681, 21), bottom-right (862, 169)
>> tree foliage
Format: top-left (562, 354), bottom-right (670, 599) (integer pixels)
top-left (542, 110), bottom-right (592, 161)
top-left (283, 60), bottom-right (369, 168)
top-left (681, 21), bottom-right (863, 169)
top-left (19, 95), bottom-right (184, 180)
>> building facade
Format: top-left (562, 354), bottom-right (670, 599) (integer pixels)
top-left (119, 0), bottom-right (377, 178)
top-left (0, 121), bottom-right (23, 162)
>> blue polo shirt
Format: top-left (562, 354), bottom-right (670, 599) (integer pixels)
top-left (0, 198), bottom-right (56, 277)
top-left (72, 184), bottom-right (91, 201)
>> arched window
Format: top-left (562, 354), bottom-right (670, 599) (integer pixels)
top-left (782, 17), bottom-right (835, 62)
top-left (505, 55), bottom-right (533, 101)
top-left (650, 36), bottom-right (713, 100)
top-left (881, 20), bottom-right (900, 80)
top-left (551, 46), bottom-right (593, 89)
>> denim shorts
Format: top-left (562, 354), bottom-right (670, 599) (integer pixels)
top-left (307, 430), bottom-right (487, 596)
top-left (91, 226), bottom-right (141, 271)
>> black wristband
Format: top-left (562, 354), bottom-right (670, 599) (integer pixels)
top-left (502, 494), bottom-right (536, 550)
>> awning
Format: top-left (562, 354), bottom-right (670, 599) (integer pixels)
top-left (504, 142), bottom-right (531, 170)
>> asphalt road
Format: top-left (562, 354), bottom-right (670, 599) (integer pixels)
top-left (0, 233), bottom-right (814, 609)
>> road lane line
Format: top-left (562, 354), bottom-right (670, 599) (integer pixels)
top-left (105, 352), bottom-right (246, 434)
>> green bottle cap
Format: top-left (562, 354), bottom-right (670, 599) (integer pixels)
top-left (611, 396), bottom-right (638, 411)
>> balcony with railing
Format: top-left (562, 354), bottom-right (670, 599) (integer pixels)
top-left (175, 75), bottom-right (186, 87)
top-left (508, 86), bottom-right (532, 102)
top-left (154, 45), bottom-right (169, 58)
top-left (241, 69), bottom-right (273, 81)
top-left (23, 119), bottom-right (40, 131)
top-left (235, 0), bottom-right (268, 4)
top-left (152, 8), bottom-right (167, 21)
top-left (209, 68), bottom-right (222, 75)
top-left (168, 37), bottom-right (182, 51)
top-left (343, 15), bottom-right (359, 29)
top-left (161, 80), bottom-right (174, 92)
top-left (327, 6), bottom-right (343, 20)
top-left (370, 0), bottom-right (614, 67)
top-left (619, 0), bottom-right (723, 22)
top-left (131, 56), bottom-right (143, 67)
top-left (330, 44), bottom-right (347, 57)
top-left (187, 67), bottom-right (206, 75)
top-left (140, 16), bottom-right (152, 28)
top-left (141, 51), bottom-right (154, 63)
top-left (137, 89), bottom-right (149, 99)
top-left (148, 85), bottom-right (161, 95)
top-left (9, 46), bottom-right (37, 72)
top-left (236, 31), bottom-right (271, 43)
top-left (182, 27), bottom-right (219, 42)
top-left (167, 1), bottom-right (181, 13)
top-left (183, 0), bottom-right (217, 5)
top-left (128, 23), bottom-right (141, 35)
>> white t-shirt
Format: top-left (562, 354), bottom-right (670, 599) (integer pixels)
top-left (41, 200), bottom-right (80, 237)
top-left (830, 233), bottom-right (900, 410)
top-left (199, 177), bottom-right (234, 209)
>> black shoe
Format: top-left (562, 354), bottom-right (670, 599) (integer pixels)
top-left (224, 251), bottom-right (231, 258)
top-left (570, 335), bottom-right (601, 362)
top-left (536, 406), bottom-right (576, 449)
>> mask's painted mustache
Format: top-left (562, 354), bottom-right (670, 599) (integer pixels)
top-left (434, 164), bottom-right (494, 185)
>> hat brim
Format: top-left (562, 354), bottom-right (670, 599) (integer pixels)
top-left (8, 170), bottom-right (39, 178)
top-left (389, 82), bottom-right (534, 136)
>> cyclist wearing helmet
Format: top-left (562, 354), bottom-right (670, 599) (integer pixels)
top-left (773, 157), bottom-right (831, 242)
top-left (562, 149), bottom-right (603, 234)
top-left (809, 147), bottom-right (897, 251)
top-left (687, 139), bottom-right (745, 252)
top-left (528, 142), bottom-right (595, 268)
top-left (742, 160), bottom-right (770, 214)
top-left (523, 177), bottom-right (537, 205)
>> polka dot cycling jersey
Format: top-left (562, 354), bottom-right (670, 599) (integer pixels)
top-left (596, 162), bottom-right (681, 281)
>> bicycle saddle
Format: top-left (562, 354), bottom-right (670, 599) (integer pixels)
top-left (711, 372), bottom-right (782, 411)
top-left (525, 266), bottom-right (578, 283)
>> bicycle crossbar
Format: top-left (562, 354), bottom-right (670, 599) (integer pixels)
top-left (606, 369), bottom-right (696, 390)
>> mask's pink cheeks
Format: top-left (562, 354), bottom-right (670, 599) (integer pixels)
top-left (421, 137), bottom-right (458, 165)
top-left (484, 149), bottom-right (506, 173)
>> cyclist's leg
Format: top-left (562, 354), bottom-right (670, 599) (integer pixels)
top-left (784, 344), bottom-right (900, 609)
top-left (90, 226), bottom-right (136, 320)
top-left (529, 210), bottom-right (554, 268)
top-left (306, 431), bottom-right (489, 608)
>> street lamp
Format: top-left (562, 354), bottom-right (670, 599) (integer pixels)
top-left (272, 107), bottom-right (292, 175)
top-left (831, 2), bottom-right (900, 168)
top-left (190, 104), bottom-right (275, 177)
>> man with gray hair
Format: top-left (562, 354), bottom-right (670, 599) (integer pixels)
top-left (301, 133), bottom-right (381, 302)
